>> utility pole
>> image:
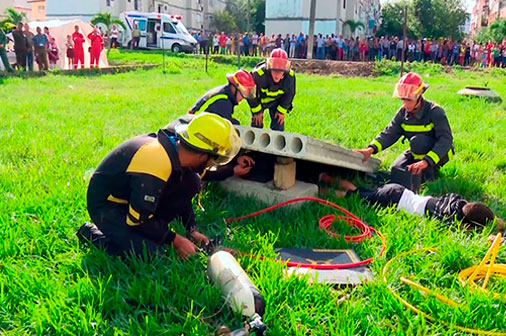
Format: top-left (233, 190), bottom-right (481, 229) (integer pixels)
top-left (247, 0), bottom-right (251, 33)
top-left (400, 5), bottom-right (407, 77)
top-left (307, 0), bottom-right (316, 59)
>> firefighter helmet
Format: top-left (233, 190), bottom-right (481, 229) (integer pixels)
top-left (176, 112), bottom-right (241, 165)
top-left (226, 69), bottom-right (256, 99)
top-left (393, 72), bottom-right (428, 100)
top-left (266, 48), bottom-right (291, 72)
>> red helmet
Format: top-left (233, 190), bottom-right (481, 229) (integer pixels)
top-left (267, 48), bottom-right (291, 72)
top-left (393, 72), bottom-right (428, 100)
top-left (226, 69), bottom-right (256, 99)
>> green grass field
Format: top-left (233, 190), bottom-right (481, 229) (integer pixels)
top-left (1, 50), bottom-right (506, 335)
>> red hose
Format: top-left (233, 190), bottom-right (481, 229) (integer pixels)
top-left (225, 197), bottom-right (386, 269)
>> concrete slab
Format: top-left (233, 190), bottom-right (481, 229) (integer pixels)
top-left (219, 177), bottom-right (318, 207)
top-left (458, 86), bottom-right (502, 103)
top-left (286, 266), bottom-right (372, 285)
top-left (235, 126), bottom-right (381, 173)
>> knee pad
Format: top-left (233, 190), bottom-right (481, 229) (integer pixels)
top-left (409, 134), bottom-right (435, 156)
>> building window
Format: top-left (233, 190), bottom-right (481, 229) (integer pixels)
top-left (134, 0), bottom-right (140, 10)
top-left (39, 5), bottom-right (44, 12)
top-left (343, 0), bottom-right (346, 9)
top-left (158, 4), bottom-right (162, 12)
top-left (106, 0), bottom-right (111, 6)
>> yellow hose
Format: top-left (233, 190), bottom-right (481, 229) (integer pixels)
top-left (383, 244), bottom-right (506, 335)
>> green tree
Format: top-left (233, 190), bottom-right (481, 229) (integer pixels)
top-left (90, 12), bottom-right (126, 53)
top-left (225, 0), bottom-right (265, 33)
top-left (0, 8), bottom-right (27, 31)
top-left (211, 10), bottom-right (237, 34)
top-left (413, 0), bottom-right (434, 37)
top-left (377, 1), bottom-right (417, 38)
top-left (343, 20), bottom-right (365, 36)
top-left (476, 18), bottom-right (506, 44)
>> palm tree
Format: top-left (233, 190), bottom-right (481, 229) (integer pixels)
top-left (343, 20), bottom-right (365, 37)
top-left (0, 8), bottom-right (27, 31)
top-left (91, 12), bottom-right (126, 53)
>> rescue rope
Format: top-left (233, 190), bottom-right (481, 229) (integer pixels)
top-left (383, 234), bottom-right (506, 335)
top-left (225, 197), bottom-right (386, 269)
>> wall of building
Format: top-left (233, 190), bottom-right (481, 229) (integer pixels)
top-left (29, 0), bottom-right (46, 21)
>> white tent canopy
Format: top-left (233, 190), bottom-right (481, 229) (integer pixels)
top-left (28, 19), bottom-right (109, 69)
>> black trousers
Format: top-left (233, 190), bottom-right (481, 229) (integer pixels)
top-left (390, 134), bottom-right (450, 182)
top-left (85, 171), bottom-right (201, 258)
top-left (349, 183), bottom-right (406, 208)
top-left (251, 106), bottom-right (286, 131)
top-left (15, 49), bottom-right (27, 69)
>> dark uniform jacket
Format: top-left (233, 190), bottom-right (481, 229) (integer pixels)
top-left (189, 84), bottom-right (239, 124)
top-left (87, 129), bottom-right (199, 245)
top-left (368, 99), bottom-right (454, 167)
top-left (247, 62), bottom-right (296, 115)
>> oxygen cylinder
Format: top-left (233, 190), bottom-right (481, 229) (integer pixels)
top-left (208, 251), bottom-right (265, 318)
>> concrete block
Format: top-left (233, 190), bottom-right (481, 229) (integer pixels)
top-left (458, 86), bottom-right (502, 103)
top-left (219, 177), bottom-right (318, 207)
top-left (285, 266), bottom-right (372, 286)
top-left (273, 160), bottom-right (296, 190)
top-left (235, 126), bottom-right (380, 173)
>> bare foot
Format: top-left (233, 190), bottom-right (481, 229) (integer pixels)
top-left (339, 179), bottom-right (357, 192)
top-left (318, 172), bottom-right (336, 185)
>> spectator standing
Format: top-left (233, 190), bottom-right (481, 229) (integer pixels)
top-left (88, 27), bottom-right (104, 68)
top-left (72, 25), bottom-right (85, 69)
top-left (12, 23), bottom-right (28, 70)
top-left (289, 34), bottom-right (296, 58)
top-left (212, 33), bottom-right (219, 54)
top-left (24, 24), bottom-right (34, 71)
top-left (65, 35), bottom-right (74, 69)
top-left (198, 30), bottom-right (208, 54)
top-left (0, 27), bottom-right (13, 72)
top-left (252, 32), bottom-right (258, 56)
top-left (33, 27), bottom-right (49, 71)
top-left (109, 24), bottom-right (119, 48)
top-left (226, 34), bottom-right (231, 54)
top-left (131, 23), bottom-right (141, 49)
top-left (47, 37), bottom-right (59, 70)
top-left (219, 31), bottom-right (226, 54)
top-left (502, 44), bottom-right (506, 68)
top-left (316, 33), bottom-right (324, 59)
top-left (243, 33), bottom-right (250, 56)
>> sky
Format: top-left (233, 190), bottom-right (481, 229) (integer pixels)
top-left (380, 0), bottom-right (475, 13)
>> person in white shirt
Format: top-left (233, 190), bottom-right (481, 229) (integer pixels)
top-left (109, 24), bottom-right (119, 48)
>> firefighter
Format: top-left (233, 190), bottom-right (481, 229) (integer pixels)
top-left (77, 113), bottom-right (241, 259)
top-left (72, 25), bottom-right (85, 69)
top-left (248, 48), bottom-right (296, 131)
top-left (355, 72), bottom-right (454, 182)
top-left (320, 174), bottom-right (504, 232)
top-left (189, 69), bottom-right (256, 125)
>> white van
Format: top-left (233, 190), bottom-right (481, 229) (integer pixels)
top-left (119, 11), bottom-right (197, 53)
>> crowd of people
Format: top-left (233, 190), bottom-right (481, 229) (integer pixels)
top-left (0, 23), bottom-right (106, 72)
top-left (193, 30), bottom-right (506, 68)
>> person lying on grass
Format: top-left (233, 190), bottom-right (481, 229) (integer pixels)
top-left (319, 173), bottom-right (504, 232)
top-left (77, 113), bottom-right (241, 259)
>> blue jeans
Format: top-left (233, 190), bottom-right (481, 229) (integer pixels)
top-left (317, 46), bottom-right (324, 59)
top-left (26, 51), bottom-right (34, 71)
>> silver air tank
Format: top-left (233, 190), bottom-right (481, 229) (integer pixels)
top-left (208, 251), bottom-right (266, 318)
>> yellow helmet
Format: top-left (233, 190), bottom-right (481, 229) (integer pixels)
top-left (175, 112), bottom-right (241, 165)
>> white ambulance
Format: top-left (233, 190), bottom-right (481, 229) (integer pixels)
top-left (119, 11), bottom-right (197, 53)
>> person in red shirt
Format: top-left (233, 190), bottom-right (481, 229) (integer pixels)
top-left (219, 31), bottom-right (227, 54)
top-left (72, 25), bottom-right (85, 69)
top-left (87, 27), bottom-right (104, 68)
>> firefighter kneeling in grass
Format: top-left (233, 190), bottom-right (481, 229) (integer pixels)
top-left (77, 113), bottom-right (241, 258)
top-left (248, 48), bottom-right (296, 131)
top-left (355, 72), bottom-right (454, 182)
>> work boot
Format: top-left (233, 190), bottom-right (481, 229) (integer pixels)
top-left (76, 222), bottom-right (109, 248)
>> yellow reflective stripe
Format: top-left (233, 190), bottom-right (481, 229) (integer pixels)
top-left (427, 151), bottom-right (440, 164)
top-left (277, 105), bottom-right (287, 114)
top-left (126, 215), bottom-right (139, 226)
top-left (412, 153), bottom-right (425, 160)
top-left (401, 123), bottom-right (434, 132)
top-left (196, 94), bottom-right (228, 114)
top-left (448, 148), bottom-right (454, 160)
top-left (251, 104), bottom-right (262, 113)
top-left (126, 139), bottom-right (173, 182)
top-left (256, 68), bottom-right (264, 76)
top-left (260, 88), bottom-right (284, 97)
top-left (129, 205), bottom-right (140, 220)
top-left (261, 97), bottom-right (276, 104)
top-left (107, 194), bottom-right (128, 204)
top-left (372, 140), bottom-right (383, 152)
top-left (289, 70), bottom-right (294, 77)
